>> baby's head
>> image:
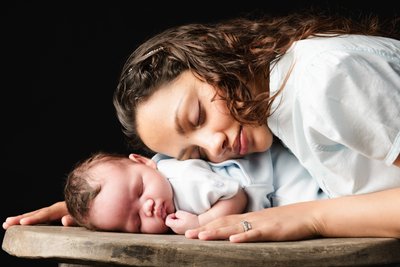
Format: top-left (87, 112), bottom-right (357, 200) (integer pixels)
top-left (64, 152), bottom-right (175, 233)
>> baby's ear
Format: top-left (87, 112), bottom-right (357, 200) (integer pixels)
top-left (128, 154), bottom-right (157, 169)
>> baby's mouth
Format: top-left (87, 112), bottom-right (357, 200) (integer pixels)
top-left (155, 203), bottom-right (167, 220)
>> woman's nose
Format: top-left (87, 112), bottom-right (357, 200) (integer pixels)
top-left (142, 199), bottom-right (154, 217)
top-left (202, 132), bottom-right (227, 160)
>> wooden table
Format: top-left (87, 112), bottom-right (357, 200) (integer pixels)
top-left (2, 225), bottom-right (400, 266)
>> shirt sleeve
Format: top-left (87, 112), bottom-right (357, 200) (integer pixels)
top-left (297, 44), bottom-right (400, 166)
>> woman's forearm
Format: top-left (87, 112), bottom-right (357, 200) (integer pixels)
top-left (186, 187), bottom-right (400, 242)
top-left (315, 187), bottom-right (400, 238)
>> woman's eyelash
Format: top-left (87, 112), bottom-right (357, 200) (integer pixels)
top-left (197, 146), bottom-right (206, 160)
top-left (197, 102), bottom-right (204, 126)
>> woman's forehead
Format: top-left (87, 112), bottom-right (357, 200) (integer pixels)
top-left (135, 92), bottom-right (182, 157)
top-left (135, 72), bottom-right (201, 156)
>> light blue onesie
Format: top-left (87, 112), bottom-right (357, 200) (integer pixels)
top-left (153, 141), bottom-right (327, 215)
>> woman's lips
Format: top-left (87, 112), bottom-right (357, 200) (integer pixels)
top-left (239, 127), bottom-right (248, 155)
top-left (233, 126), bottom-right (248, 156)
top-left (233, 127), bottom-right (241, 155)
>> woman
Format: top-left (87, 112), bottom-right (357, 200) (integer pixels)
top-left (112, 12), bottom-right (400, 241)
top-left (4, 12), bottom-right (400, 242)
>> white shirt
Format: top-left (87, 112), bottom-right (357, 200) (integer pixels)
top-left (154, 150), bottom-right (274, 213)
top-left (268, 34), bottom-right (400, 197)
top-left (153, 142), bottom-right (326, 214)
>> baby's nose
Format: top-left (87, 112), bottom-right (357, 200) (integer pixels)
top-left (143, 199), bottom-right (155, 217)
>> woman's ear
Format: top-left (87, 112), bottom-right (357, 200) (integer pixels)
top-left (128, 154), bottom-right (157, 169)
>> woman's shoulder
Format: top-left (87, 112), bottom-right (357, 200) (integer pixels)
top-left (277, 34), bottom-right (400, 115)
top-left (291, 34), bottom-right (399, 59)
top-left (287, 34), bottom-right (400, 89)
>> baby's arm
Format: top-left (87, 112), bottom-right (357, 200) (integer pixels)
top-left (166, 188), bottom-right (247, 234)
top-left (198, 187), bottom-right (247, 225)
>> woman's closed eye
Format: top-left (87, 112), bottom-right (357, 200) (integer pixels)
top-left (194, 102), bottom-right (207, 159)
top-left (186, 101), bottom-right (207, 160)
top-left (193, 101), bottom-right (204, 128)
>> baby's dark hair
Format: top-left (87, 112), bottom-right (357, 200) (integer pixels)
top-left (64, 152), bottom-right (126, 230)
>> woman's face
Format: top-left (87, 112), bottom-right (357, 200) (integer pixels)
top-left (136, 70), bottom-right (273, 163)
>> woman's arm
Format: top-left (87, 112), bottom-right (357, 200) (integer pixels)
top-left (2, 201), bottom-right (75, 229)
top-left (186, 188), bottom-right (400, 242)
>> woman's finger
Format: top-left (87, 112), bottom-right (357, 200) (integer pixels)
top-left (229, 230), bottom-right (257, 243)
top-left (61, 215), bottom-right (76, 226)
top-left (197, 222), bottom-right (246, 240)
top-left (185, 216), bottom-right (239, 238)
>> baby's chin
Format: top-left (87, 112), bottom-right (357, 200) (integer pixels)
top-left (142, 225), bottom-right (170, 234)
top-left (158, 223), bottom-right (171, 234)
top-left (140, 219), bottom-right (170, 234)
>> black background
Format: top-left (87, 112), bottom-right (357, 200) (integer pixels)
top-left (1, 1), bottom-right (397, 266)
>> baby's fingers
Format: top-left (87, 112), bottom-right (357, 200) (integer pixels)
top-left (165, 213), bottom-right (177, 227)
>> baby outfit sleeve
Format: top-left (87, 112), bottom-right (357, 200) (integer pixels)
top-left (156, 157), bottom-right (241, 214)
top-left (210, 151), bottom-right (275, 211)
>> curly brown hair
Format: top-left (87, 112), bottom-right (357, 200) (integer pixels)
top-left (113, 12), bottom-right (399, 153)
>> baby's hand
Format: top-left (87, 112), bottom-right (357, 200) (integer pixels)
top-left (165, 210), bottom-right (200, 234)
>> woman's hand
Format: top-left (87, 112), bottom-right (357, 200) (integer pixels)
top-left (185, 201), bottom-right (320, 243)
top-left (186, 188), bottom-right (400, 242)
top-left (3, 201), bottom-right (75, 229)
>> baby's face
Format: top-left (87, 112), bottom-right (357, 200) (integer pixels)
top-left (88, 157), bottom-right (175, 233)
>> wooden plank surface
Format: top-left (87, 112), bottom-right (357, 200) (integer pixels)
top-left (2, 225), bottom-right (400, 266)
